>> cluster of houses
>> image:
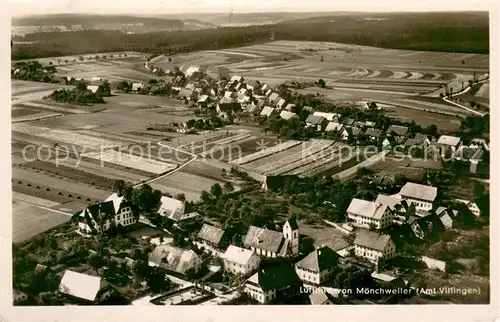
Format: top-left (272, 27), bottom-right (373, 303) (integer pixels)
top-left (346, 181), bottom-right (483, 263)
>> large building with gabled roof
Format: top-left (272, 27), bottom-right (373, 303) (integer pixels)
top-left (295, 246), bottom-right (340, 285)
top-left (243, 219), bottom-right (299, 258)
top-left (354, 230), bottom-right (396, 263)
top-left (76, 193), bottom-right (135, 234)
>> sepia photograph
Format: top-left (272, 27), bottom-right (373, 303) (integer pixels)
top-left (0, 0), bottom-right (498, 320)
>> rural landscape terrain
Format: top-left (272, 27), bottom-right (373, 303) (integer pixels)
top-left (8, 9), bottom-right (491, 308)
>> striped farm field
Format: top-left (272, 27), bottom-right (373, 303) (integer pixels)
top-left (260, 139), bottom-right (335, 176)
top-left (81, 149), bottom-right (177, 174)
top-left (13, 123), bottom-right (129, 151)
top-left (230, 140), bottom-right (302, 166)
top-left (287, 142), bottom-right (349, 176)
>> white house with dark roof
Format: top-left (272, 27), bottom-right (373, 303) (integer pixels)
top-left (223, 245), bottom-right (261, 276)
top-left (276, 98), bottom-right (287, 110)
top-left (268, 93), bottom-right (280, 105)
top-left (435, 207), bottom-right (459, 229)
top-left (295, 246), bottom-right (340, 285)
top-left (347, 198), bottom-right (394, 229)
top-left (354, 230), bottom-right (396, 263)
top-left (364, 128), bottom-right (382, 142)
top-left (386, 125), bottom-right (409, 142)
top-left (305, 115), bottom-right (327, 131)
top-left (76, 193), bottom-right (135, 234)
top-left (243, 219), bottom-right (299, 257)
top-left (159, 195), bottom-right (185, 219)
top-left (455, 199), bottom-right (481, 217)
top-left (375, 194), bottom-right (415, 225)
top-left (399, 182), bottom-right (437, 212)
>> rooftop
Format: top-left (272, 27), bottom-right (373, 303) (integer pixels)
top-left (347, 198), bottom-right (389, 219)
top-left (437, 135), bottom-right (461, 147)
top-left (400, 182), bottom-right (437, 202)
top-left (295, 246), bottom-right (339, 272)
top-left (223, 245), bottom-right (257, 265)
top-left (59, 270), bottom-right (102, 302)
top-left (354, 230), bottom-right (392, 252)
top-left (197, 223), bottom-right (225, 246)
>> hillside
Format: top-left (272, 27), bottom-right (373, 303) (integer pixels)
top-left (12, 14), bottom-right (184, 31)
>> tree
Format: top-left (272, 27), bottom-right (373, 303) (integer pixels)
top-left (168, 57), bottom-right (172, 63)
top-left (133, 259), bottom-right (150, 281)
top-left (132, 184), bottom-right (162, 218)
top-left (223, 182), bottom-right (234, 194)
top-left (318, 79), bottom-right (326, 88)
top-left (88, 254), bottom-right (104, 275)
top-left (114, 180), bottom-right (126, 196)
top-left (210, 183), bottom-right (223, 198)
top-left (147, 267), bottom-right (171, 293)
top-left (200, 190), bottom-right (211, 203)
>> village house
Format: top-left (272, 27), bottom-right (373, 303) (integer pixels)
top-left (284, 103), bottom-right (296, 111)
top-left (354, 230), bottom-right (396, 263)
top-left (364, 128), bottom-right (382, 143)
top-left (469, 138), bottom-right (490, 151)
top-left (196, 223), bottom-right (229, 252)
top-left (341, 117), bottom-right (355, 126)
top-left (197, 94), bottom-right (210, 107)
top-left (131, 82), bottom-right (143, 92)
top-left (305, 115), bottom-right (327, 131)
top-left (365, 101), bottom-right (380, 110)
top-left (178, 88), bottom-right (194, 100)
top-left (185, 65), bottom-right (202, 78)
top-left (455, 199), bottom-right (481, 217)
top-left (375, 194), bottom-right (415, 225)
top-left (386, 125), bottom-right (409, 143)
top-left (216, 102), bottom-right (242, 119)
top-left (230, 75), bottom-right (244, 84)
top-left (347, 198), bottom-right (394, 229)
top-left (58, 270), bottom-right (114, 304)
top-left (243, 263), bottom-right (303, 304)
top-left (437, 135), bottom-right (462, 150)
top-left (302, 106), bottom-right (315, 114)
top-left (279, 110), bottom-right (298, 121)
top-left (403, 138), bottom-right (426, 155)
top-left (148, 245), bottom-right (203, 276)
top-left (399, 182), bottom-right (438, 212)
top-left (185, 83), bottom-right (196, 90)
top-left (434, 206), bottom-right (459, 229)
top-left (260, 106), bottom-right (276, 118)
top-left (313, 111), bottom-right (340, 122)
top-left (76, 193), bottom-right (136, 234)
top-left (295, 246), bottom-right (340, 286)
top-left (264, 88), bottom-right (273, 97)
top-left (243, 218), bottom-right (299, 257)
top-left (222, 245), bottom-right (261, 276)
top-left (309, 292), bottom-right (335, 305)
top-left (158, 195), bottom-right (185, 219)
top-left (453, 146), bottom-right (484, 173)
top-left (246, 80), bottom-right (261, 91)
top-left (325, 122), bottom-right (344, 133)
top-left (276, 98), bottom-right (287, 110)
top-left (408, 214), bottom-right (445, 240)
top-left (346, 126), bottom-right (363, 141)
top-left (268, 93), bottom-right (280, 106)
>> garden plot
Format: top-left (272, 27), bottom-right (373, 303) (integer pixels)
top-left (20, 101), bottom-right (90, 114)
top-left (287, 142), bottom-right (348, 176)
top-left (12, 112), bottom-right (63, 123)
top-left (230, 140), bottom-right (301, 166)
top-left (81, 149), bottom-right (177, 175)
top-left (12, 123), bottom-right (128, 151)
top-left (120, 143), bottom-right (193, 165)
top-left (241, 142), bottom-right (307, 170)
top-left (200, 134), bottom-right (255, 158)
top-left (260, 140), bottom-right (335, 176)
top-left (56, 158), bottom-right (148, 183)
top-left (150, 171), bottom-right (223, 202)
top-left (301, 147), bottom-right (359, 177)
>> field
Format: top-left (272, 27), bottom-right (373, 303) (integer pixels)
top-left (298, 220), bottom-right (350, 251)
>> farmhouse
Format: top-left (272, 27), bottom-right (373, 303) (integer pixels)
top-left (223, 245), bottom-right (261, 276)
top-left (230, 75), bottom-right (244, 84)
top-left (354, 230), bottom-right (396, 263)
top-left (364, 128), bottom-right (382, 142)
top-left (437, 135), bottom-right (462, 149)
top-left (59, 270), bottom-right (111, 304)
top-left (325, 122), bottom-right (344, 133)
top-left (87, 85), bottom-right (100, 94)
top-left (341, 118), bottom-right (355, 126)
top-left (243, 263), bottom-right (302, 304)
top-left (131, 82), bottom-right (143, 92)
top-left (185, 83), bottom-right (196, 90)
top-left (178, 88), bottom-right (194, 99)
top-left (268, 93), bottom-right (280, 105)
top-left (309, 292), bottom-right (335, 305)
top-left (434, 207), bottom-right (459, 228)
top-left (313, 111), bottom-right (339, 122)
top-left (347, 198), bottom-right (394, 229)
top-left (185, 65), bottom-right (202, 78)
top-left (399, 182), bottom-right (437, 212)
top-left (76, 193), bottom-right (135, 234)
top-left (216, 102), bottom-right (242, 119)
top-left (295, 246), bottom-right (340, 286)
top-left (375, 194), bottom-right (415, 225)
top-left (159, 195), bottom-right (185, 219)
top-left (284, 103), bottom-right (296, 111)
top-left (277, 99), bottom-right (287, 110)
top-left (409, 214), bottom-right (445, 240)
top-left (260, 106), bottom-right (275, 117)
top-left (302, 106), bottom-right (315, 113)
top-left (455, 199), bottom-right (481, 217)
top-left (305, 115), bottom-right (327, 131)
top-left (197, 95), bottom-right (209, 107)
top-left (386, 125), bottom-right (409, 143)
top-left (196, 223), bottom-right (228, 251)
top-left (148, 245), bottom-right (203, 276)
top-left (243, 218), bottom-right (299, 257)
top-left (279, 110), bottom-right (298, 120)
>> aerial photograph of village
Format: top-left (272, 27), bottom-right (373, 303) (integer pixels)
top-left (8, 3), bottom-right (490, 307)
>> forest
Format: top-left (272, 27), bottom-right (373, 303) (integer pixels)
top-left (11, 11), bottom-right (489, 60)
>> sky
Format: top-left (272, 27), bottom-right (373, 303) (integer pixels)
top-left (5, 0), bottom-right (493, 17)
